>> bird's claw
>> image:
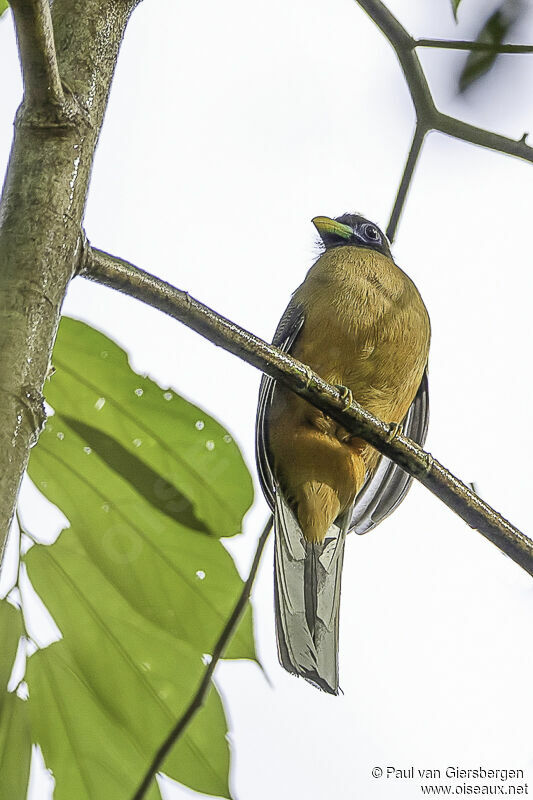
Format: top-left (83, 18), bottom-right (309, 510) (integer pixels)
top-left (423, 450), bottom-right (434, 473)
top-left (386, 421), bottom-right (403, 442)
top-left (302, 365), bottom-right (314, 389)
top-left (335, 384), bottom-right (353, 409)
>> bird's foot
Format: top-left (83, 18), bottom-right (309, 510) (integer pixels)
top-left (423, 450), bottom-right (434, 473)
top-left (302, 365), bottom-right (314, 389)
top-left (386, 421), bottom-right (403, 442)
top-left (334, 384), bottom-right (353, 409)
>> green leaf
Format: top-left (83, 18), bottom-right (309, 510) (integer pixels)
top-left (451, 0), bottom-right (461, 21)
top-left (0, 1), bottom-right (9, 18)
top-left (0, 601), bottom-right (31, 800)
top-left (28, 413), bottom-right (255, 661)
top-left (459, 0), bottom-right (524, 92)
top-left (0, 693), bottom-right (31, 800)
top-left (27, 644), bottom-right (161, 800)
top-left (46, 317), bottom-right (253, 538)
top-left (25, 541), bottom-right (231, 799)
top-left (0, 599), bottom-right (22, 690)
top-left (23, 317), bottom-right (258, 798)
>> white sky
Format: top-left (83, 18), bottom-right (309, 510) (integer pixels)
top-left (1, 0), bottom-right (533, 797)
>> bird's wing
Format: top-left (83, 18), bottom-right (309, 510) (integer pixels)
top-left (255, 299), bottom-right (305, 511)
top-left (256, 301), bottom-right (348, 694)
top-left (348, 370), bottom-right (429, 535)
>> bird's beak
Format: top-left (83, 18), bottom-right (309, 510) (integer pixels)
top-left (312, 216), bottom-right (353, 242)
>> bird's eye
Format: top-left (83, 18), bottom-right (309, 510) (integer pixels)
top-left (362, 223), bottom-right (380, 242)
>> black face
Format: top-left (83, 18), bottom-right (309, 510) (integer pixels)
top-left (319, 213), bottom-right (391, 258)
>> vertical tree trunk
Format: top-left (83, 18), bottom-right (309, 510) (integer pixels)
top-left (0, 0), bottom-right (140, 555)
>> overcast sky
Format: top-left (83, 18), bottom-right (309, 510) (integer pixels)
top-left (2, 0), bottom-right (533, 798)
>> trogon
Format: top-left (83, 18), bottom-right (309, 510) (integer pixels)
top-left (255, 213), bottom-right (430, 694)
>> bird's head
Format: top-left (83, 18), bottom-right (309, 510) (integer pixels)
top-left (312, 213), bottom-right (391, 258)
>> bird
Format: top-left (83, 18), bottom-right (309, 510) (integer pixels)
top-left (255, 212), bottom-right (430, 694)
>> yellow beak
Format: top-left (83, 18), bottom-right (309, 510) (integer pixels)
top-left (312, 216), bottom-right (353, 240)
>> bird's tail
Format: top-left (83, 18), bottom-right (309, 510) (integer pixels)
top-left (273, 491), bottom-right (349, 694)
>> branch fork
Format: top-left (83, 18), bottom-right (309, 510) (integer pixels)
top-left (10, 0), bottom-right (82, 128)
top-left (353, 0), bottom-right (533, 241)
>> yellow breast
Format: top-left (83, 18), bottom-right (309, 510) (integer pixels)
top-left (266, 245), bottom-right (430, 541)
top-left (292, 246), bottom-right (430, 423)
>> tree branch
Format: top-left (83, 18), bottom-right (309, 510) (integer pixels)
top-left (416, 39), bottom-right (533, 54)
top-left (81, 246), bottom-right (533, 579)
top-left (353, 0), bottom-right (533, 235)
top-left (0, 0), bottom-right (141, 559)
top-left (10, 0), bottom-right (65, 111)
top-left (131, 516), bottom-right (273, 800)
top-left (386, 122), bottom-right (426, 243)
top-left (354, 0), bottom-right (436, 125)
top-left (435, 112), bottom-right (533, 160)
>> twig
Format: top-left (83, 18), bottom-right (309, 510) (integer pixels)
top-left (416, 39), bottom-right (533, 54)
top-left (10, 0), bottom-right (64, 110)
top-left (353, 0), bottom-right (533, 235)
top-left (435, 113), bottom-right (533, 161)
top-left (354, 0), bottom-right (436, 124)
top-left (386, 122), bottom-right (426, 243)
top-left (131, 516), bottom-right (273, 800)
top-left (81, 247), bottom-right (533, 579)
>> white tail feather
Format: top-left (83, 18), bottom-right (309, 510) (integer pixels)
top-left (274, 490), bottom-right (350, 694)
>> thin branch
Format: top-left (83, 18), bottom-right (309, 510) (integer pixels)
top-left (10, 0), bottom-right (65, 110)
top-left (354, 0), bottom-right (436, 125)
top-left (131, 516), bottom-right (273, 800)
top-left (81, 247), bottom-right (533, 579)
top-left (386, 122), bottom-right (426, 243)
top-left (353, 0), bottom-right (533, 235)
top-left (436, 112), bottom-right (533, 161)
top-left (416, 39), bottom-right (533, 54)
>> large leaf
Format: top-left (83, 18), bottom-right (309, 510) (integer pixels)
top-left (0, 693), bottom-right (30, 800)
top-left (22, 316), bottom-right (258, 798)
top-left (25, 539), bottom-right (231, 799)
top-left (27, 641), bottom-right (230, 800)
top-left (28, 413), bottom-right (255, 661)
top-left (0, 600), bottom-right (31, 800)
top-left (459, 0), bottom-right (524, 92)
top-left (0, 599), bottom-right (22, 690)
top-left (46, 317), bottom-right (253, 538)
top-left (0, 1), bottom-right (9, 18)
